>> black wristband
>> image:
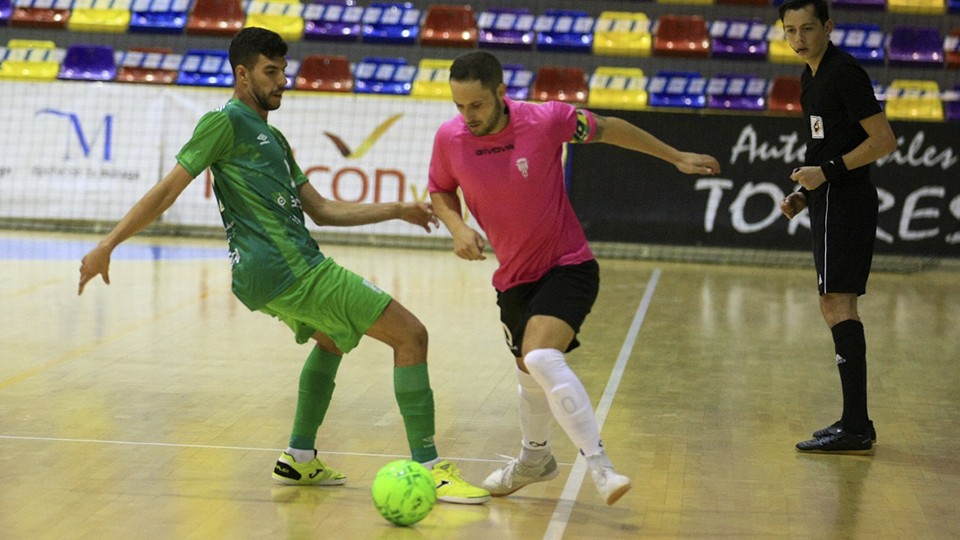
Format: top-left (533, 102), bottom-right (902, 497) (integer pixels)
top-left (820, 157), bottom-right (848, 182)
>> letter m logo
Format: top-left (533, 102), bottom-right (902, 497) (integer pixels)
top-left (36, 109), bottom-right (113, 161)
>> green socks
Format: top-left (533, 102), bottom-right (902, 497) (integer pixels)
top-left (289, 347), bottom-right (342, 450)
top-left (394, 363), bottom-right (438, 463)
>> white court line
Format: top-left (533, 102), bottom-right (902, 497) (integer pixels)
top-left (543, 268), bottom-right (662, 540)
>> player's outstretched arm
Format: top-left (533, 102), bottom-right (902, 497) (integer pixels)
top-left (78, 164), bottom-right (194, 295)
top-left (430, 191), bottom-right (486, 261)
top-left (298, 182), bottom-right (438, 232)
top-left (591, 114), bottom-right (721, 176)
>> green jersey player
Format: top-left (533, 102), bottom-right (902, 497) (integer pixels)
top-left (78, 27), bottom-right (489, 504)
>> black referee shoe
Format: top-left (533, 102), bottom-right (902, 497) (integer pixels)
top-left (812, 420), bottom-right (877, 444)
top-left (796, 431), bottom-right (874, 455)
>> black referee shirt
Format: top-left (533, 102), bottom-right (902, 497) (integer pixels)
top-left (800, 42), bottom-right (883, 183)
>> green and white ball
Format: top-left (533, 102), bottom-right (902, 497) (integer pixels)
top-left (371, 459), bottom-right (437, 526)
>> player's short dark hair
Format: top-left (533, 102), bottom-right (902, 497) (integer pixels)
top-left (229, 27), bottom-right (288, 73)
top-left (450, 51), bottom-right (503, 92)
top-left (778, 0), bottom-right (830, 24)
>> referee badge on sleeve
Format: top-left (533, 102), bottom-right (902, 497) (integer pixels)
top-left (810, 115), bottom-right (824, 139)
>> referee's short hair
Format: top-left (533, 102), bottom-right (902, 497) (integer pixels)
top-left (778, 0), bottom-right (830, 24)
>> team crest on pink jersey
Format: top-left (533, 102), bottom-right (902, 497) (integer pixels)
top-left (515, 157), bottom-right (529, 178)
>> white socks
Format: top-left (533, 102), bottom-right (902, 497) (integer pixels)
top-left (517, 366), bottom-right (554, 463)
top-left (287, 447), bottom-right (315, 463)
top-left (523, 348), bottom-right (603, 457)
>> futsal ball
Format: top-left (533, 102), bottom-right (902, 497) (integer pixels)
top-left (371, 459), bottom-right (437, 526)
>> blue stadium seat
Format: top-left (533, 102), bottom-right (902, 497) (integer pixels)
top-left (0, 0), bottom-right (9, 24)
top-left (888, 26), bottom-right (944, 67)
top-left (176, 49), bottom-right (233, 87)
top-left (647, 71), bottom-right (706, 109)
top-left (831, 0), bottom-right (887, 9)
top-left (477, 8), bottom-right (535, 49)
top-left (535, 10), bottom-right (594, 53)
top-left (945, 86), bottom-right (960, 120)
top-left (709, 19), bottom-right (768, 60)
top-left (503, 63), bottom-right (532, 100)
top-left (353, 57), bottom-right (416, 95)
top-left (951, 0), bottom-right (960, 12)
top-left (115, 47), bottom-right (181, 84)
top-left (831, 23), bottom-right (885, 65)
top-left (58, 43), bottom-right (116, 81)
top-left (706, 74), bottom-right (767, 111)
top-left (361, 2), bottom-right (420, 45)
top-left (302, 1), bottom-right (363, 42)
top-left (129, 0), bottom-right (190, 34)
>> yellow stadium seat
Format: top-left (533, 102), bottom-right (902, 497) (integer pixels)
top-left (885, 80), bottom-right (944, 121)
top-left (0, 40), bottom-right (64, 81)
top-left (244, 0), bottom-right (304, 41)
top-left (68, 0), bottom-right (132, 33)
top-left (412, 58), bottom-right (453, 99)
top-left (887, 0), bottom-right (946, 14)
top-left (588, 66), bottom-right (648, 110)
top-left (767, 20), bottom-right (805, 64)
top-left (593, 11), bottom-right (652, 57)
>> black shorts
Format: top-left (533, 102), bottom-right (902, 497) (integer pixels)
top-left (496, 259), bottom-right (600, 358)
top-left (807, 181), bottom-right (878, 296)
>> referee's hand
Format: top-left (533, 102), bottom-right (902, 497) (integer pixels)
top-left (780, 191), bottom-right (807, 220)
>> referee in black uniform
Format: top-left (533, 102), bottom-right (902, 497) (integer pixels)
top-left (777, 0), bottom-right (897, 454)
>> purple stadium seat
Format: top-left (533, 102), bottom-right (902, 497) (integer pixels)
top-left (302, 1), bottom-right (362, 42)
top-left (831, 0), bottom-right (887, 9)
top-left (707, 74), bottom-right (768, 111)
top-left (888, 26), bottom-right (943, 67)
top-left (58, 44), bottom-right (116, 81)
top-left (946, 86), bottom-right (960, 120)
top-left (710, 19), bottom-right (768, 60)
top-left (832, 23), bottom-right (885, 65)
top-left (477, 8), bottom-right (535, 49)
top-left (503, 63), bottom-right (532, 100)
top-left (1, 0), bottom-right (12, 25)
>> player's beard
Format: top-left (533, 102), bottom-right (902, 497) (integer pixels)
top-left (253, 84), bottom-right (282, 112)
top-left (469, 100), bottom-right (505, 137)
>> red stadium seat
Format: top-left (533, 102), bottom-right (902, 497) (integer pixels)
top-left (653, 15), bottom-right (710, 58)
top-left (116, 47), bottom-right (180, 84)
top-left (947, 27), bottom-right (960, 68)
top-left (419, 5), bottom-right (478, 48)
top-left (768, 75), bottom-right (802, 115)
top-left (186, 0), bottom-right (244, 36)
top-left (11, 0), bottom-right (72, 29)
top-left (294, 54), bottom-right (352, 92)
top-left (531, 66), bottom-right (588, 104)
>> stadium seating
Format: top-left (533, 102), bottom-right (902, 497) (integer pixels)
top-left (888, 26), bottom-right (944, 67)
top-left (716, 0), bottom-right (768, 5)
top-left (767, 20), bottom-right (805, 64)
top-left (302, 1), bottom-right (363, 41)
top-left (767, 75), bottom-right (801, 114)
top-left (531, 66), bottom-right (588, 104)
top-left (411, 58), bottom-right (452, 98)
top-left (587, 66), bottom-right (647, 110)
top-left (884, 79), bottom-right (944, 121)
top-left (0, 39), bottom-right (65, 80)
top-left (647, 71), bottom-right (706, 109)
top-left (0, 0), bottom-right (11, 24)
top-left (951, 0), bottom-right (960, 12)
top-left (707, 74), bottom-right (767, 111)
top-left (831, 23), bottom-right (885, 64)
top-left (503, 63), bottom-right (532, 100)
top-left (832, 0), bottom-right (887, 9)
top-left (176, 49), bottom-right (233, 86)
top-left (58, 43), bottom-right (116, 80)
top-left (186, 0), bottom-right (244, 36)
top-left (592, 11), bottom-right (652, 57)
top-left (68, 0), bottom-right (131, 33)
top-left (477, 8), bottom-right (535, 49)
top-left (420, 5), bottom-right (477, 48)
top-left (361, 3), bottom-right (421, 45)
top-left (888, 0), bottom-right (946, 14)
top-left (657, 0), bottom-right (712, 5)
top-left (244, 0), bottom-right (305, 41)
top-left (10, 0), bottom-right (72, 29)
top-left (129, 0), bottom-right (190, 34)
top-left (353, 57), bottom-right (416, 95)
top-left (709, 19), bottom-right (768, 60)
top-left (535, 10), bottom-right (594, 53)
top-left (294, 53), bottom-right (352, 91)
top-left (945, 86), bottom-right (960, 120)
top-left (654, 15), bottom-right (710, 58)
top-left (115, 47), bottom-right (181, 84)
top-left (946, 28), bottom-right (960, 68)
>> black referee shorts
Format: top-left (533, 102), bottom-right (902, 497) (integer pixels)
top-left (807, 181), bottom-right (878, 296)
top-left (496, 259), bottom-right (600, 358)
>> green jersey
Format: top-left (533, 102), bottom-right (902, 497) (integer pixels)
top-left (176, 99), bottom-right (324, 310)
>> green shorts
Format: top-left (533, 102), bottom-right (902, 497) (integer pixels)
top-left (260, 257), bottom-right (392, 353)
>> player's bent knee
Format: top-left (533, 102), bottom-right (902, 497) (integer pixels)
top-left (524, 348), bottom-right (566, 378)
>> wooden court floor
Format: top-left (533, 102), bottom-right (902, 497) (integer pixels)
top-left (2, 230), bottom-right (959, 539)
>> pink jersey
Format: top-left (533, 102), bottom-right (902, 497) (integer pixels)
top-left (429, 98), bottom-right (595, 291)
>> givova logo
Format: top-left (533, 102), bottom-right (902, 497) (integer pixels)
top-left (36, 109), bottom-right (113, 161)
